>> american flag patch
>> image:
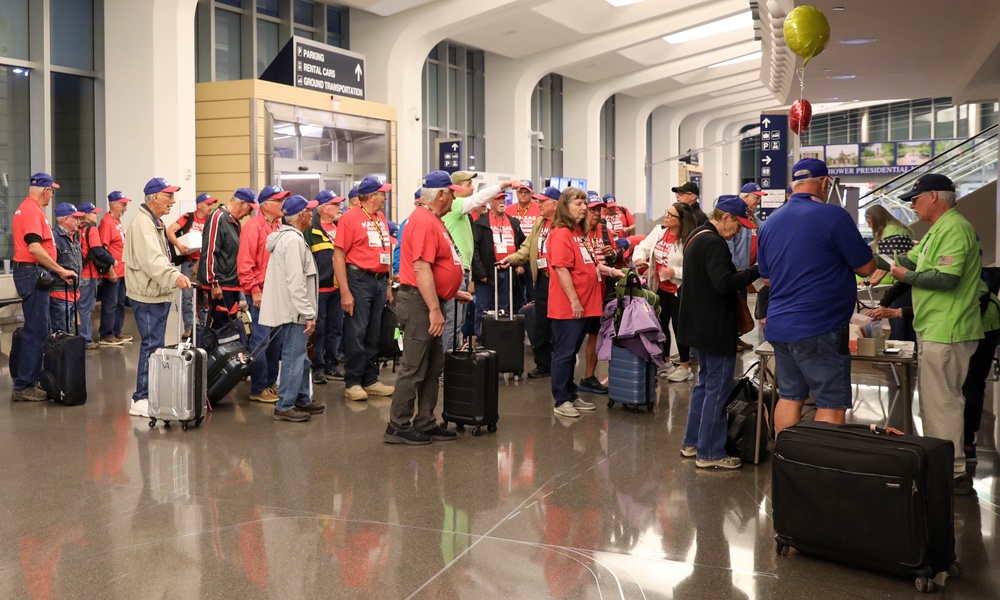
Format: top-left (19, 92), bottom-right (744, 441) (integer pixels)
top-left (939, 256), bottom-right (953, 266)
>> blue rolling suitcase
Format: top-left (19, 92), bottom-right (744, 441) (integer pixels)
top-left (607, 344), bottom-right (656, 412)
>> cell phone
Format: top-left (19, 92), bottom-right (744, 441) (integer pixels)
top-left (884, 347), bottom-right (901, 355)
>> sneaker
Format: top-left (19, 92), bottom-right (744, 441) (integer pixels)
top-left (527, 367), bottom-right (550, 379)
top-left (363, 381), bottom-right (395, 397)
top-left (294, 402), bottom-right (326, 415)
top-left (11, 386), bottom-right (48, 402)
top-left (423, 425), bottom-right (458, 441)
top-left (129, 398), bottom-right (149, 418)
top-left (312, 371), bottom-right (328, 385)
top-left (553, 403), bottom-right (580, 418)
top-left (273, 407), bottom-right (311, 422)
top-left (100, 337), bottom-right (124, 346)
top-left (572, 398), bottom-right (596, 412)
top-left (115, 335), bottom-right (134, 343)
top-left (680, 445), bottom-right (698, 458)
top-left (85, 342), bottom-right (100, 350)
top-left (345, 385), bottom-right (369, 402)
top-left (695, 456), bottom-right (742, 470)
top-left (328, 367), bottom-right (345, 381)
top-left (657, 364), bottom-right (676, 377)
top-left (954, 473), bottom-right (975, 496)
top-left (249, 389), bottom-right (279, 403)
top-left (578, 376), bottom-right (608, 394)
top-left (383, 425), bottom-right (432, 445)
top-left (265, 385), bottom-right (279, 396)
top-left (667, 366), bottom-right (693, 382)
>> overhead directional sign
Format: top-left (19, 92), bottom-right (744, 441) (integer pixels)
top-left (260, 36), bottom-right (366, 100)
top-left (438, 139), bottom-right (463, 174)
top-left (758, 112), bottom-right (789, 221)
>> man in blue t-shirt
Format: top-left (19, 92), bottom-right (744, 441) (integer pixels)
top-left (757, 158), bottom-right (878, 434)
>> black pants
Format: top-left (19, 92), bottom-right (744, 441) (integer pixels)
top-left (657, 288), bottom-right (689, 363)
top-left (532, 272), bottom-right (553, 371)
top-left (963, 327), bottom-right (1000, 444)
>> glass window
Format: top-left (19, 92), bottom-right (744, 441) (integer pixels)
top-left (0, 0), bottom-right (30, 60)
top-left (427, 63), bottom-right (439, 128)
top-left (218, 0), bottom-right (242, 7)
top-left (257, 19), bottom-right (280, 76)
top-left (294, 0), bottom-right (314, 26)
top-left (448, 46), bottom-right (458, 66)
top-left (215, 9), bottom-right (242, 81)
top-left (889, 102), bottom-right (910, 141)
top-left (448, 67), bottom-right (458, 130)
top-left (257, 0), bottom-right (278, 17)
top-left (912, 99), bottom-right (932, 139)
top-left (868, 106), bottom-right (888, 142)
top-left (828, 112), bottom-right (850, 144)
top-left (51, 73), bottom-right (96, 210)
top-left (0, 65), bottom-right (31, 262)
top-left (51, 0), bottom-right (94, 70)
top-left (327, 6), bottom-right (342, 34)
top-left (981, 103), bottom-right (998, 130)
top-left (294, 27), bottom-right (313, 40)
top-left (957, 104), bottom-right (969, 138)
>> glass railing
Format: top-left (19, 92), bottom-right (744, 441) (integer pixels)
top-left (858, 125), bottom-right (998, 224)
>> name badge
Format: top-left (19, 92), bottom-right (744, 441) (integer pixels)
top-left (580, 246), bottom-right (594, 264)
top-left (493, 232), bottom-right (504, 244)
top-left (536, 257), bottom-right (548, 269)
top-left (495, 244), bottom-right (508, 255)
top-left (368, 232), bottom-right (383, 247)
top-left (379, 253), bottom-right (391, 265)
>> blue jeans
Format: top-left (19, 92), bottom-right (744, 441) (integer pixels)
top-left (248, 303), bottom-right (285, 394)
top-left (551, 318), bottom-right (587, 406)
top-left (312, 290), bottom-right (344, 372)
top-left (78, 278), bottom-right (99, 343)
top-left (276, 323), bottom-right (313, 411)
top-left (342, 269), bottom-right (388, 388)
top-left (99, 278), bottom-right (125, 338)
top-left (474, 269), bottom-right (511, 338)
top-left (771, 330), bottom-right (853, 410)
top-left (443, 271), bottom-right (470, 351)
top-left (132, 300), bottom-right (171, 401)
top-left (12, 266), bottom-right (51, 389)
top-left (49, 297), bottom-right (76, 333)
top-left (683, 350), bottom-right (737, 461)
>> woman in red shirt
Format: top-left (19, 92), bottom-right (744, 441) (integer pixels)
top-left (648, 202), bottom-right (698, 382)
top-left (548, 188), bottom-right (624, 418)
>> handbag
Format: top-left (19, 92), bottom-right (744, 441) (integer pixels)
top-left (737, 294), bottom-right (754, 335)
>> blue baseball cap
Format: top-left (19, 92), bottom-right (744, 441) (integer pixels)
top-left (714, 195), bottom-right (755, 228)
top-left (602, 193), bottom-right (618, 206)
top-left (30, 172), bottom-right (59, 188)
top-left (143, 177), bottom-right (181, 195)
top-left (387, 221), bottom-right (399, 237)
top-left (413, 189), bottom-right (422, 200)
top-left (357, 175), bottom-right (393, 195)
top-left (196, 193), bottom-right (216, 204)
top-left (615, 238), bottom-right (631, 251)
top-left (78, 202), bottom-right (102, 214)
top-left (54, 203), bottom-right (84, 218)
top-left (422, 170), bottom-right (464, 191)
top-left (315, 190), bottom-right (345, 205)
top-left (108, 190), bottom-right (132, 203)
top-left (791, 158), bottom-right (829, 181)
top-left (282, 195), bottom-right (319, 217)
top-left (899, 173), bottom-right (956, 200)
top-left (234, 188), bottom-right (257, 204)
top-left (258, 185), bottom-right (290, 203)
top-left (533, 186), bottom-right (560, 202)
top-left (586, 190), bottom-right (604, 208)
top-left (516, 179), bottom-right (534, 191)
top-left (348, 185), bottom-right (359, 200)
top-left (740, 182), bottom-right (766, 196)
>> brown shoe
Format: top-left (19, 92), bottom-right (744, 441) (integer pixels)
top-left (737, 339), bottom-right (754, 352)
top-left (85, 342), bottom-right (101, 350)
top-left (250, 389), bottom-right (279, 403)
top-left (273, 407), bottom-right (311, 422)
top-left (363, 381), bottom-right (395, 397)
top-left (12, 386), bottom-right (49, 402)
top-left (295, 402), bottom-right (326, 415)
top-left (115, 335), bottom-right (134, 343)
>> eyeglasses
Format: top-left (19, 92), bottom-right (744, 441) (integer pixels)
top-left (665, 212), bottom-right (680, 218)
top-left (909, 192), bottom-right (927, 205)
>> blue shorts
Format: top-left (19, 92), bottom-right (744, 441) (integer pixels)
top-left (771, 330), bottom-right (853, 410)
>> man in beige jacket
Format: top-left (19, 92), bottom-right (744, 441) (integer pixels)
top-left (123, 177), bottom-right (192, 418)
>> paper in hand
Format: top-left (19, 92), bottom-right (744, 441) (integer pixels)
top-left (879, 254), bottom-right (896, 269)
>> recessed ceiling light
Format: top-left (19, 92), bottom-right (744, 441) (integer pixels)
top-left (841, 38), bottom-right (877, 45)
top-left (822, 68), bottom-right (831, 72)
top-left (826, 75), bottom-right (856, 80)
top-left (605, 0), bottom-right (646, 7)
top-left (852, 99), bottom-right (861, 102)
top-left (832, 6), bottom-right (846, 10)
top-left (708, 51), bottom-right (762, 68)
top-left (664, 11), bottom-right (753, 44)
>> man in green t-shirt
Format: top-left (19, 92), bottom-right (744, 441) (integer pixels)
top-left (441, 171), bottom-right (521, 351)
top-left (890, 173), bottom-right (983, 494)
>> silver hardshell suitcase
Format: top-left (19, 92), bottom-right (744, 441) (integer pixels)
top-left (148, 292), bottom-right (208, 430)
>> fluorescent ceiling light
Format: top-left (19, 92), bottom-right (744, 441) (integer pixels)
top-left (605, 0), bottom-right (646, 6)
top-left (708, 51), bottom-right (762, 69)
top-left (664, 11), bottom-right (753, 44)
top-left (841, 38), bottom-right (876, 45)
top-left (826, 75), bottom-right (856, 80)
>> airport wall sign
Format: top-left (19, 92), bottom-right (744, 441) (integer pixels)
top-left (261, 37), bottom-right (366, 100)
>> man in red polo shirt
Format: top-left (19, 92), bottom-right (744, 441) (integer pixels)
top-left (167, 192), bottom-right (217, 339)
top-left (98, 190), bottom-right (131, 345)
top-left (385, 170), bottom-right (473, 445)
top-left (10, 172), bottom-right (76, 401)
top-left (333, 175), bottom-right (396, 402)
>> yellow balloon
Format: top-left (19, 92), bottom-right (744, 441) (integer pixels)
top-left (783, 5), bottom-right (830, 67)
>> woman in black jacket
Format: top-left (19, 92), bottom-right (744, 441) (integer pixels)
top-left (676, 195), bottom-right (760, 469)
top-left (471, 192), bottom-right (526, 339)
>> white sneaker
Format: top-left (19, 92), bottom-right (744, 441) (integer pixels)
top-left (667, 366), bottom-right (693, 382)
top-left (129, 398), bottom-right (149, 418)
top-left (553, 403), bottom-right (580, 418)
top-left (657, 364), bottom-right (676, 376)
top-left (572, 398), bottom-right (596, 412)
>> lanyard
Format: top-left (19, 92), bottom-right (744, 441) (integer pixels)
top-left (361, 206), bottom-right (387, 249)
top-left (489, 212), bottom-right (510, 235)
top-left (516, 203), bottom-right (534, 219)
top-left (538, 218), bottom-right (552, 253)
top-left (421, 204), bottom-right (463, 260)
top-left (579, 227), bottom-right (598, 265)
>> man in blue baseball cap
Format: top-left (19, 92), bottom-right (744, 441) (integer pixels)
top-left (78, 202), bottom-right (112, 349)
top-left (259, 195), bottom-right (324, 422)
top-left (167, 192), bottom-right (218, 339)
top-left (758, 158), bottom-right (879, 438)
top-left (49, 204), bottom-right (85, 335)
top-left (306, 190), bottom-right (347, 384)
top-left (98, 190), bottom-right (132, 346)
top-left (601, 193), bottom-right (635, 240)
top-left (200, 188), bottom-right (258, 336)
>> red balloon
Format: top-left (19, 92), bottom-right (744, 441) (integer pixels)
top-left (790, 99), bottom-right (812, 135)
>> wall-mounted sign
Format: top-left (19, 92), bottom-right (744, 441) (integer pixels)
top-left (801, 139), bottom-right (957, 176)
top-left (438, 139), bottom-right (462, 173)
top-left (758, 113), bottom-right (789, 221)
top-left (261, 37), bottom-right (366, 100)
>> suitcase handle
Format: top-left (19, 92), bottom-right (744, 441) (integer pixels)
top-left (61, 275), bottom-right (79, 336)
top-left (493, 262), bottom-right (514, 321)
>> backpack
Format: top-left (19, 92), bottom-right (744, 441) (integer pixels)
top-left (82, 223), bottom-right (114, 275)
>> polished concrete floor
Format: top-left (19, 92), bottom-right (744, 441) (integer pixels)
top-left (2, 315), bottom-right (1000, 599)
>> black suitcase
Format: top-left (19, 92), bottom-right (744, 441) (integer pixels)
top-left (773, 421), bottom-right (959, 592)
top-left (519, 301), bottom-right (536, 348)
top-left (40, 281), bottom-right (87, 406)
top-left (480, 265), bottom-right (525, 376)
top-left (9, 326), bottom-right (23, 380)
top-left (725, 362), bottom-right (767, 463)
top-left (442, 342), bottom-right (499, 437)
top-left (378, 301), bottom-right (401, 366)
top-left (205, 319), bottom-right (252, 404)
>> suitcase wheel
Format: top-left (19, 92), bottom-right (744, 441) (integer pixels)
top-left (181, 421), bottom-right (189, 431)
top-left (646, 403), bottom-right (654, 413)
top-left (148, 418), bottom-right (157, 428)
top-left (914, 576), bottom-right (934, 593)
top-left (487, 423), bottom-right (497, 433)
top-left (775, 542), bottom-right (790, 557)
top-left (163, 421), bottom-right (171, 428)
top-left (196, 417), bottom-right (204, 428)
top-left (607, 399), bottom-right (615, 409)
top-left (471, 427), bottom-right (482, 437)
top-left (513, 373), bottom-right (523, 382)
top-left (456, 424), bottom-right (465, 432)
top-left (948, 562), bottom-right (962, 578)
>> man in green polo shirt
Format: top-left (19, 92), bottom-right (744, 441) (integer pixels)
top-left (890, 173), bottom-right (983, 495)
top-left (442, 171), bottom-right (521, 351)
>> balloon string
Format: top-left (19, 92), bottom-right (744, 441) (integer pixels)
top-left (797, 67), bottom-right (805, 100)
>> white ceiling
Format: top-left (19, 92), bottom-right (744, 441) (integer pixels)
top-left (346, 0), bottom-right (1000, 128)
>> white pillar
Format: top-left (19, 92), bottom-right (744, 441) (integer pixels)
top-left (483, 53), bottom-right (536, 180)
top-left (614, 94), bottom-right (649, 220)
top-left (561, 78), bottom-right (605, 190)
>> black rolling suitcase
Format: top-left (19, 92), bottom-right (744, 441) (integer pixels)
top-left (205, 318), bottom-right (252, 404)
top-left (378, 301), bottom-right (402, 369)
top-left (519, 301), bottom-right (536, 348)
top-left (773, 421), bottom-right (959, 592)
top-left (479, 265), bottom-right (525, 377)
top-left (725, 362), bottom-right (767, 463)
top-left (40, 279), bottom-right (87, 406)
top-left (442, 308), bottom-right (499, 436)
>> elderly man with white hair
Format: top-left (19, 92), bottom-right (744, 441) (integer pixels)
top-left (49, 203), bottom-right (86, 333)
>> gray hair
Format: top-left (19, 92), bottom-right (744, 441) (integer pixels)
top-left (937, 190), bottom-right (957, 207)
top-left (790, 176), bottom-right (824, 190)
top-left (421, 187), bottom-right (447, 204)
top-left (144, 194), bottom-right (155, 204)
